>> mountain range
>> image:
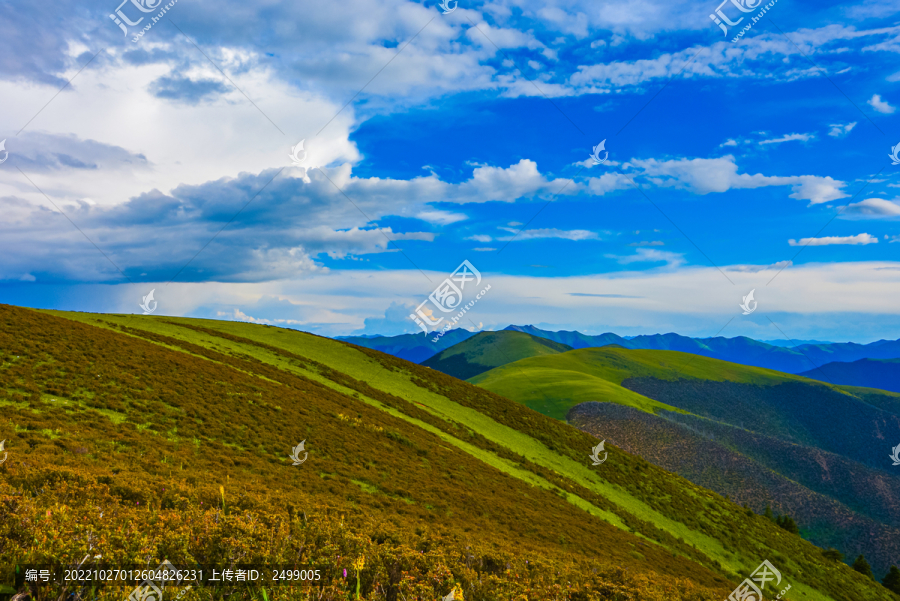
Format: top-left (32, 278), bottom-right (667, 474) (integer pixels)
top-left (420, 329), bottom-right (900, 579)
top-left (339, 325), bottom-right (900, 387)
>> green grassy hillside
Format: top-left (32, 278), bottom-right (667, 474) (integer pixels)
top-left (421, 331), bottom-right (572, 380)
top-left (470, 345), bottom-right (900, 581)
top-left (0, 305), bottom-right (893, 601)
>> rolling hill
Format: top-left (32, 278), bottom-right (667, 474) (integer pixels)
top-left (421, 331), bottom-right (573, 380)
top-left (799, 358), bottom-right (900, 393)
top-left (468, 343), bottom-right (900, 579)
top-left (0, 303), bottom-right (894, 601)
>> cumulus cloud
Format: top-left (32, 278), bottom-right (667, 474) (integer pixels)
top-left (629, 155), bottom-right (849, 204)
top-left (788, 233), bottom-right (878, 246)
top-left (842, 198), bottom-right (900, 216)
top-left (868, 94), bottom-right (896, 114)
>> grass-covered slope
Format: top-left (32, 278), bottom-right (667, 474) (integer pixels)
top-left (471, 347), bottom-right (900, 467)
top-left (0, 305), bottom-right (893, 601)
top-left (421, 331), bottom-right (572, 380)
top-left (799, 358), bottom-right (900, 393)
top-left (471, 346), bottom-right (900, 581)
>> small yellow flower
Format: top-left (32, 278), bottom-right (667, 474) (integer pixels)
top-left (353, 556), bottom-right (365, 571)
top-left (453, 584), bottom-right (464, 601)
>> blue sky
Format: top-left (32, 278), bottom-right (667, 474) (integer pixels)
top-left (0, 0), bottom-right (899, 342)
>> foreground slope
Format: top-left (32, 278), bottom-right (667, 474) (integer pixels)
top-left (0, 305), bottom-right (892, 600)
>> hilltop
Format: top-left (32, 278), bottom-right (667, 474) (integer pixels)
top-left (421, 331), bottom-right (572, 380)
top-left (0, 304), bottom-right (893, 600)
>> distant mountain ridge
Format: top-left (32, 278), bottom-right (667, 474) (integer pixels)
top-left (338, 328), bottom-right (475, 363)
top-left (339, 326), bottom-right (900, 377)
top-left (504, 325), bottom-right (900, 375)
top-left (799, 358), bottom-right (900, 393)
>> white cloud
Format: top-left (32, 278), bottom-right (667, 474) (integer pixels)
top-left (467, 234), bottom-right (493, 242)
top-left (727, 260), bottom-right (793, 273)
top-left (473, 247), bottom-right (497, 251)
top-left (497, 227), bottom-right (598, 241)
top-left (416, 210), bottom-right (467, 225)
top-left (609, 248), bottom-right (685, 266)
top-left (759, 133), bottom-right (814, 145)
top-left (828, 122), bottom-right (857, 137)
top-left (843, 198), bottom-right (900, 216)
top-left (630, 156), bottom-right (848, 204)
top-left (788, 233), bottom-right (878, 246)
top-left (868, 94), bottom-right (896, 114)
top-left (586, 172), bottom-right (632, 195)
